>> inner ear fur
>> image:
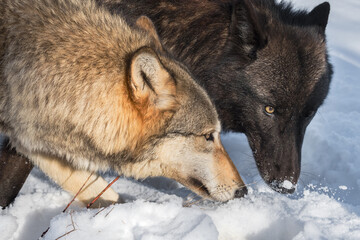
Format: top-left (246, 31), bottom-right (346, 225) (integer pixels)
top-left (129, 47), bottom-right (177, 112)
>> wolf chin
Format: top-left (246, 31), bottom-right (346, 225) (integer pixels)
top-left (99, 0), bottom-right (333, 193)
top-left (0, 0), bottom-right (247, 207)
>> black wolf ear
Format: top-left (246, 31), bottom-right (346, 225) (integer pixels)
top-left (309, 2), bottom-right (330, 32)
top-left (230, 0), bottom-right (268, 59)
top-left (130, 47), bottom-right (177, 111)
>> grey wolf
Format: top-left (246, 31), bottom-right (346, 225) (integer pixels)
top-left (0, 0), bottom-right (246, 207)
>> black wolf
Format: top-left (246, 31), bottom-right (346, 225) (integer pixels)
top-left (98, 0), bottom-right (333, 193)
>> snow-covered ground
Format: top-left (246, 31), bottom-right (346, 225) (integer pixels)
top-left (1, 0), bottom-right (359, 239)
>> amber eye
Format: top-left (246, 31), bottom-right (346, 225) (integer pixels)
top-left (265, 106), bottom-right (275, 115)
top-left (204, 133), bottom-right (214, 142)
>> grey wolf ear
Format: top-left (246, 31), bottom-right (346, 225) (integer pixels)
top-left (136, 16), bottom-right (163, 50)
top-left (309, 2), bottom-right (330, 33)
top-left (130, 47), bottom-right (177, 111)
top-left (230, 0), bottom-right (268, 59)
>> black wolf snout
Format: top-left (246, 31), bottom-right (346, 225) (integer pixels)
top-left (251, 127), bottom-right (302, 194)
top-left (263, 172), bottom-right (299, 194)
top-left (260, 154), bottom-right (301, 193)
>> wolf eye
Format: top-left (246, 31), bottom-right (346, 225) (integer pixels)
top-left (204, 133), bottom-right (214, 142)
top-left (265, 106), bottom-right (275, 115)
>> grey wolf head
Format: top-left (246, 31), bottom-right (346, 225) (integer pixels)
top-left (118, 17), bottom-right (248, 201)
top-left (123, 45), bottom-right (248, 201)
top-left (0, 0), bottom-right (246, 204)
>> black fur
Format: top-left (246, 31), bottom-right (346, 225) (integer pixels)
top-left (0, 138), bottom-right (33, 208)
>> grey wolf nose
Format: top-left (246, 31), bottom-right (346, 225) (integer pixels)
top-left (234, 186), bottom-right (248, 198)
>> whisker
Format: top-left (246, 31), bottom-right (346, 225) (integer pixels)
top-left (183, 171), bottom-right (224, 202)
top-left (182, 164), bottom-right (261, 207)
top-left (208, 181), bottom-right (257, 197)
top-left (183, 198), bottom-right (205, 208)
top-left (184, 180), bottom-right (259, 207)
top-left (297, 178), bottom-right (306, 187)
top-left (236, 151), bottom-right (254, 159)
top-left (300, 171), bottom-right (319, 178)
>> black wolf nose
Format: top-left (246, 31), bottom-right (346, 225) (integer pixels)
top-left (234, 186), bottom-right (248, 198)
top-left (270, 181), bottom-right (296, 194)
top-left (275, 185), bottom-right (295, 194)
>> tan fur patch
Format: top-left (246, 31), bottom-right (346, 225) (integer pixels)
top-left (28, 151), bottom-right (121, 207)
top-left (214, 145), bottom-right (243, 186)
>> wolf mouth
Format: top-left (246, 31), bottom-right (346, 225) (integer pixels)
top-left (188, 177), bottom-right (210, 197)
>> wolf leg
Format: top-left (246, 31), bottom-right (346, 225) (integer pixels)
top-left (28, 152), bottom-right (122, 208)
top-left (0, 137), bottom-right (33, 208)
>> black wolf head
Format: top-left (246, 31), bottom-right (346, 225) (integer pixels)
top-left (215, 1), bottom-right (333, 193)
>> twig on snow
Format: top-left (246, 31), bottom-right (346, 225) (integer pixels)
top-left (86, 176), bottom-right (120, 208)
top-left (55, 211), bottom-right (77, 240)
top-left (63, 172), bottom-right (94, 213)
top-left (40, 172), bottom-right (94, 238)
top-left (105, 206), bottom-right (115, 218)
top-left (92, 207), bottom-right (106, 218)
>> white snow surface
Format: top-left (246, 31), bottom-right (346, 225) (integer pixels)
top-left (1, 0), bottom-right (360, 239)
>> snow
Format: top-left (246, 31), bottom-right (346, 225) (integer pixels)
top-left (43, 200), bottom-right (218, 240)
top-left (1, 0), bottom-right (359, 239)
top-left (281, 180), bottom-right (294, 190)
